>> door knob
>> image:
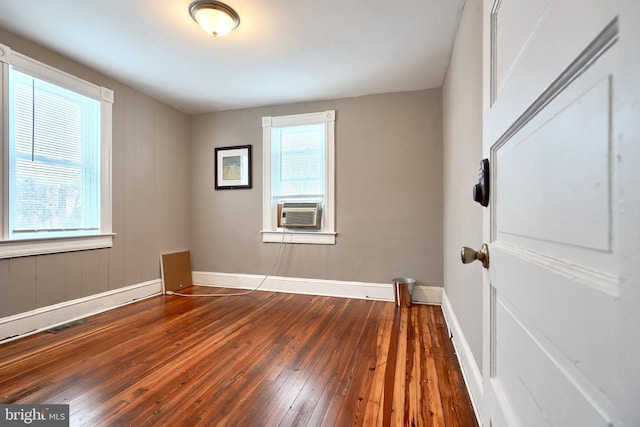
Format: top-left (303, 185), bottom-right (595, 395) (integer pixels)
top-left (461, 244), bottom-right (490, 269)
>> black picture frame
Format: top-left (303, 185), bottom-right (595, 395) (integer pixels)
top-left (214, 145), bottom-right (252, 190)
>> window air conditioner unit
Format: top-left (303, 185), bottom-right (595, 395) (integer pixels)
top-left (280, 202), bottom-right (322, 229)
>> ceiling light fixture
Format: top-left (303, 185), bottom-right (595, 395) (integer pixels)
top-left (189, 0), bottom-right (240, 37)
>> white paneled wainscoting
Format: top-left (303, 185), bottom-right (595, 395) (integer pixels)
top-left (0, 280), bottom-right (162, 343)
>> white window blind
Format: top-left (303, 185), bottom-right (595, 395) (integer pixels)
top-left (272, 124), bottom-right (325, 199)
top-left (8, 67), bottom-right (101, 238)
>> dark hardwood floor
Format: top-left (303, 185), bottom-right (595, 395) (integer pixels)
top-left (0, 286), bottom-right (477, 426)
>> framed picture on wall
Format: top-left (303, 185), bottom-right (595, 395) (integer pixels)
top-left (214, 145), bottom-right (252, 190)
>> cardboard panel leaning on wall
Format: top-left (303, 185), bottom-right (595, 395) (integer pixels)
top-left (0, 28), bottom-right (191, 318)
top-left (189, 89), bottom-right (443, 290)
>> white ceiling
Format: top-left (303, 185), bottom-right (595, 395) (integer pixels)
top-left (0, 0), bottom-right (465, 114)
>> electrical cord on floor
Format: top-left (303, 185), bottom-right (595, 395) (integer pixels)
top-left (166, 229), bottom-right (288, 298)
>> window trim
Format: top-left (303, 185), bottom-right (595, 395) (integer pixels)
top-left (262, 110), bottom-right (336, 244)
top-left (0, 43), bottom-right (114, 259)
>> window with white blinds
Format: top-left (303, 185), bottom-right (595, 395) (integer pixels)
top-left (262, 111), bottom-right (336, 244)
top-left (0, 44), bottom-right (114, 258)
top-left (271, 124), bottom-right (326, 200)
top-left (9, 68), bottom-right (100, 238)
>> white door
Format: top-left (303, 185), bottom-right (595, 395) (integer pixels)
top-left (478, 0), bottom-right (640, 426)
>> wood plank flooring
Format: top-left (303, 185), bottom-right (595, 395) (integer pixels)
top-left (0, 286), bottom-right (477, 426)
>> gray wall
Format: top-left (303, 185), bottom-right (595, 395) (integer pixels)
top-left (190, 90), bottom-right (444, 288)
top-left (0, 29), bottom-right (191, 317)
top-left (442, 0), bottom-right (484, 367)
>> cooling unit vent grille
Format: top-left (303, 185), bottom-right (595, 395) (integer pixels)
top-left (280, 202), bottom-right (322, 228)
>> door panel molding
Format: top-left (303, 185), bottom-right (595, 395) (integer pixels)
top-left (490, 0), bottom-right (551, 106)
top-left (490, 2), bottom-right (617, 142)
top-left (490, 42), bottom-right (619, 277)
top-left (491, 17), bottom-right (618, 153)
top-left (491, 246), bottom-right (619, 415)
top-left (496, 77), bottom-right (612, 251)
top-left (495, 298), bottom-right (613, 427)
top-left (492, 241), bottom-right (618, 295)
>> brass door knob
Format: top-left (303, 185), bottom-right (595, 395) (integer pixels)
top-left (461, 244), bottom-right (490, 269)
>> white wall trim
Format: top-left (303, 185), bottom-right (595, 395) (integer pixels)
top-left (193, 271), bottom-right (442, 304)
top-left (441, 290), bottom-right (484, 424)
top-left (0, 279), bottom-right (161, 343)
top-left (262, 110), bottom-right (336, 241)
top-left (261, 230), bottom-right (336, 245)
top-left (0, 234), bottom-right (115, 259)
top-left (1, 45), bottom-right (114, 251)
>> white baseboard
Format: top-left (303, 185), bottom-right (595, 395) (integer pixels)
top-left (0, 279), bottom-right (162, 343)
top-left (441, 290), bottom-right (484, 424)
top-left (192, 271), bottom-right (442, 304)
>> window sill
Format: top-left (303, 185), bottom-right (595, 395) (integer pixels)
top-left (261, 230), bottom-right (336, 245)
top-left (0, 234), bottom-right (115, 259)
